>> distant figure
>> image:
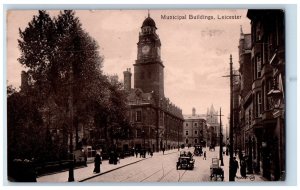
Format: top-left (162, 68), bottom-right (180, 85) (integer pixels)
top-left (150, 150), bottom-right (153, 157)
top-left (232, 157), bottom-right (239, 177)
top-left (135, 149), bottom-right (138, 158)
top-left (93, 152), bottom-right (101, 173)
top-left (203, 151), bottom-right (207, 160)
top-left (162, 147), bottom-right (165, 155)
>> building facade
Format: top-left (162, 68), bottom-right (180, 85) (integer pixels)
top-left (235, 10), bottom-right (285, 181)
top-left (183, 108), bottom-right (207, 147)
top-left (237, 28), bottom-right (252, 155)
top-left (121, 15), bottom-right (184, 152)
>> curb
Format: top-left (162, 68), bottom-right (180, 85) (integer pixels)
top-left (79, 158), bottom-right (148, 182)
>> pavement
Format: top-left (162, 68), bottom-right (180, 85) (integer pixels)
top-left (37, 147), bottom-right (266, 183)
top-left (37, 149), bottom-right (179, 183)
top-left (216, 148), bottom-right (266, 182)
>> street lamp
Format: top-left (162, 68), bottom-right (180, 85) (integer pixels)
top-left (219, 108), bottom-right (224, 166)
top-left (177, 123), bottom-right (180, 151)
top-left (142, 129), bottom-right (145, 157)
top-left (229, 55), bottom-right (235, 181)
top-left (68, 65), bottom-right (74, 182)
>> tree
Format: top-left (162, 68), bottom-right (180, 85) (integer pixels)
top-left (12, 10), bottom-right (130, 164)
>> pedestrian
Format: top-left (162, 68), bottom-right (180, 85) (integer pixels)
top-left (232, 157), bottom-right (239, 177)
top-left (135, 149), bottom-right (138, 158)
top-left (203, 151), bottom-right (206, 160)
top-left (240, 155), bottom-right (247, 177)
top-left (150, 150), bottom-right (153, 157)
top-left (162, 147), bottom-right (165, 155)
top-left (93, 152), bottom-right (101, 173)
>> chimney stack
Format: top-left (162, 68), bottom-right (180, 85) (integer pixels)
top-left (123, 68), bottom-right (132, 91)
top-left (192, 107), bottom-right (196, 116)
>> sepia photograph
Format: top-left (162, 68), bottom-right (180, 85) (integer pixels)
top-left (6, 8), bottom-right (286, 183)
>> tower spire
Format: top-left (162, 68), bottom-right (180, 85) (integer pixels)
top-left (148, 9), bottom-right (150, 17)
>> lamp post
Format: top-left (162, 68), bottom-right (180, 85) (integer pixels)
top-left (68, 65), bottom-right (74, 182)
top-left (177, 123), bottom-right (180, 151)
top-left (229, 55), bottom-right (235, 181)
top-left (214, 108), bottom-right (224, 166)
top-left (219, 108), bottom-right (224, 166)
top-left (142, 129), bottom-right (145, 157)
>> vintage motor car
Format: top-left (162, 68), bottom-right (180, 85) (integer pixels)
top-left (194, 144), bottom-right (203, 156)
top-left (176, 151), bottom-right (195, 170)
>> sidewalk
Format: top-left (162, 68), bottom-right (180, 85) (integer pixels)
top-left (37, 149), bottom-right (179, 182)
top-left (219, 148), bottom-right (266, 182)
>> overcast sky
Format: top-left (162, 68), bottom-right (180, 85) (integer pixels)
top-left (7, 9), bottom-right (251, 123)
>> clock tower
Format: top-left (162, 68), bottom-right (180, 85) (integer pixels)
top-left (134, 14), bottom-right (164, 98)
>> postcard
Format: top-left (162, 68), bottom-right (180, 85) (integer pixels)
top-left (6, 9), bottom-right (286, 183)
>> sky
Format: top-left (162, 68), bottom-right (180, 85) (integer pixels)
top-left (6, 9), bottom-right (251, 125)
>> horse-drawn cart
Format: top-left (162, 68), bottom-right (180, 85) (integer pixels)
top-left (210, 158), bottom-right (224, 181)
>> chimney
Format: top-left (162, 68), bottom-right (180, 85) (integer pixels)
top-left (123, 68), bottom-right (132, 91)
top-left (192, 107), bottom-right (196, 116)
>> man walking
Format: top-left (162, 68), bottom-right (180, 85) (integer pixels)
top-left (232, 157), bottom-right (239, 177)
top-left (93, 152), bottom-right (102, 173)
top-left (203, 151), bottom-right (207, 160)
top-left (240, 155), bottom-right (247, 177)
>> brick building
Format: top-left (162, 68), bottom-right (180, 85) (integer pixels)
top-left (183, 108), bottom-right (207, 147)
top-left (235, 10), bottom-right (285, 181)
top-left (121, 15), bottom-right (184, 152)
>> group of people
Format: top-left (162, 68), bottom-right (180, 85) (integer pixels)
top-left (134, 148), bottom-right (154, 158)
top-left (232, 155), bottom-right (248, 178)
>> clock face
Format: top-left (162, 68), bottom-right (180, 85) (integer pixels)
top-left (142, 45), bottom-right (150, 55)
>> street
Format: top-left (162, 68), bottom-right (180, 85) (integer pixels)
top-left (37, 146), bottom-right (265, 183)
top-left (85, 148), bottom-right (212, 182)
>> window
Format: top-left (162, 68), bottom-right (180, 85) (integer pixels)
top-left (195, 130), bottom-right (198, 135)
top-left (266, 79), bottom-right (273, 110)
top-left (194, 123), bottom-right (197, 126)
top-left (136, 111), bottom-right (142, 122)
top-left (256, 54), bottom-right (261, 78)
top-left (186, 123), bottom-right (188, 127)
top-left (249, 109), bottom-right (252, 125)
top-left (185, 131), bottom-right (188, 136)
top-left (186, 139), bottom-right (189, 144)
top-left (257, 92), bottom-right (262, 116)
top-left (195, 139), bottom-right (198, 143)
